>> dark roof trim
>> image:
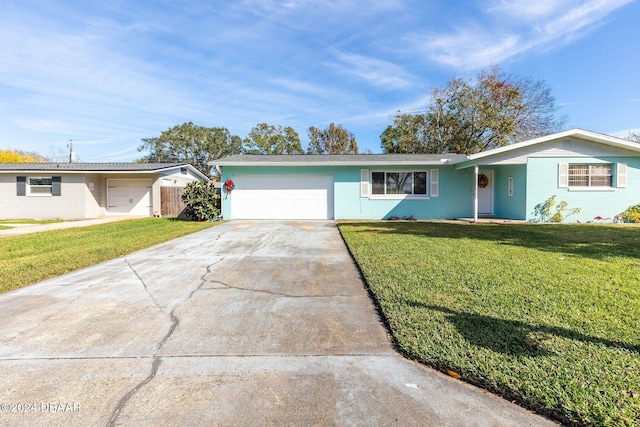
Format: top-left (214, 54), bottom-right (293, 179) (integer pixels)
top-left (212, 154), bottom-right (467, 167)
top-left (0, 162), bottom-right (209, 180)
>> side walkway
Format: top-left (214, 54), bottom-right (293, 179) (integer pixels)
top-left (0, 216), bottom-right (140, 237)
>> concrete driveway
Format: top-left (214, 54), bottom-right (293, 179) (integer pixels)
top-left (0, 221), bottom-right (556, 426)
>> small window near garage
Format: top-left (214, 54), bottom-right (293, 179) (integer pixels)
top-left (27, 177), bottom-right (54, 196)
top-left (508, 177), bottom-right (513, 196)
top-left (180, 167), bottom-right (187, 175)
top-left (568, 164), bottom-right (612, 187)
top-left (370, 171), bottom-right (428, 196)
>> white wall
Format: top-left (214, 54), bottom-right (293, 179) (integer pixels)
top-left (0, 174), bottom-right (87, 219)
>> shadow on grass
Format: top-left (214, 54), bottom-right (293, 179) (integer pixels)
top-left (410, 302), bottom-right (639, 356)
top-left (341, 221), bottom-right (640, 260)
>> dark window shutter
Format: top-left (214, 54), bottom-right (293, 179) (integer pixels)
top-left (52, 176), bottom-right (62, 196)
top-left (17, 176), bottom-right (26, 196)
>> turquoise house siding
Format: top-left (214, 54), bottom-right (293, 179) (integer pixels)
top-left (221, 165), bottom-right (474, 220)
top-left (493, 164), bottom-right (527, 220)
top-left (525, 156), bottom-right (640, 222)
top-left (350, 165), bottom-right (472, 220)
top-left (214, 130), bottom-right (640, 222)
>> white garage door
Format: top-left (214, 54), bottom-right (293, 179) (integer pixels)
top-left (107, 179), bottom-right (152, 216)
top-left (231, 175), bottom-right (334, 219)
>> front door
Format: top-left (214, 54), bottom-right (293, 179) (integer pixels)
top-left (478, 170), bottom-right (493, 215)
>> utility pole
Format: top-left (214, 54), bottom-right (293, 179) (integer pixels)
top-left (68, 139), bottom-right (74, 163)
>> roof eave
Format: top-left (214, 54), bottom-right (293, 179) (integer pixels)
top-left (468, 128), bottom-right (640, 160)
top-left (151, 164), bottom-right (210, 181)
top-left (0, 163), bottom-right (210, 180)
top-left (214, 159), bottom-right (459, 167)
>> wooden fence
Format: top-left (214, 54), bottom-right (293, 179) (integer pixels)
top-left (161, 186), bottom-right (188, 218)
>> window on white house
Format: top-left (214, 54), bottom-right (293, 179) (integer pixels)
top-left (20, 176), bottom-right (61, 196)
top-left (568, 164), bottom-right (612, 187)
top-left (371, 171), bottom-right (427, 196)
top-left (28, 177), bottom-right (53, 195)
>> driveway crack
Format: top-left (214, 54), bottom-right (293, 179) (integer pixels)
top-left (172, 230), bottom-right (226, 258)
top-left (125, 259), bottom-right (163, 312)
top-left (247, 230), bottom-right (277, 256)
top-left (106, 259), bottom-right (223, 427)
top-left (207, 279), bottom-right (354, 299)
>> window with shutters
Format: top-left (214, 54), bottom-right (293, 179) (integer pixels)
top-left (369, 171), bottom-right (429, 198)
top-left (26, 176), bottom-right (61, 196)
top-left (568, 164), bottom-right (612, 187)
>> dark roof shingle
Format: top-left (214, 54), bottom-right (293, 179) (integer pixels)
top-left (213, 154), bottom-right (467, 165)
top-left (0, 162), bottom-right (191, 172)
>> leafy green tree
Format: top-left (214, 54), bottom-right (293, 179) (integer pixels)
top-left (181, 181), bottom-right (220, 221)
top-left (307, 123), bottom-right (358, 154)
top-left (380, 114), bottom-right (435, 154)
top-left (381, 66), bottom-right (565, 154)
top-left (243, 123), bottom-right (303, 154)
top-left (138, 122), bottom-right (242, 177)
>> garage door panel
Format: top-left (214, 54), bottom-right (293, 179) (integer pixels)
top-left (107, 180), bottom-right (152, 216)
top-left (231, 175), bottom-right (333, 220)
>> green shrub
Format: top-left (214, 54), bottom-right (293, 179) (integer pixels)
top-left (619, 204), bottom-right (640, 223)
top-left (532, 195), bottom-right (581, 223)
top-left (181, 181), bottom-right (220, 221)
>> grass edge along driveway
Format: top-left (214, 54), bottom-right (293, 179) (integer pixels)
top-left (338, 221), bottom-right (640, 427)
top-left (0, 218), bottom-right (218, 294)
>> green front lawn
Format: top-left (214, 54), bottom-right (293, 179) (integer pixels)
top-left (0, 218), bottom-right (218, 294)
top-left (339, 222), bottom-right (640, 427)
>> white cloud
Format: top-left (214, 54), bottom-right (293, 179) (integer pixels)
top-left (487, 0), bottom-right (566, 19)
top-left (420, 28), bottom-right (522, 69)
top-left (417, 0), bottom-right (634, 70)
top-left (328, 49), bottom-right (414, 90)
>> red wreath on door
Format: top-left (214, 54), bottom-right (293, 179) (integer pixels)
top-left (225, 179), bottom-right (235, 194)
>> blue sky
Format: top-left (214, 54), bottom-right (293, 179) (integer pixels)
top-left (1, 0), bottom-right (639, 162)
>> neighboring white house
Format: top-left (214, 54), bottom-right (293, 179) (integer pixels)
top-left (0, 163), bottom-right (208, 219)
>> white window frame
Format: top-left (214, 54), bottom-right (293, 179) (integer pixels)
top-left (27, 176), bottom-right (53, 196)
top-left (369, 170), bottom-right (429, 199)
top-left (567, 163), bottom-right (613, 188)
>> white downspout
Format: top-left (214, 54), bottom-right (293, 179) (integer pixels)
top-left (473, 165), bottom-right (479, 223)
